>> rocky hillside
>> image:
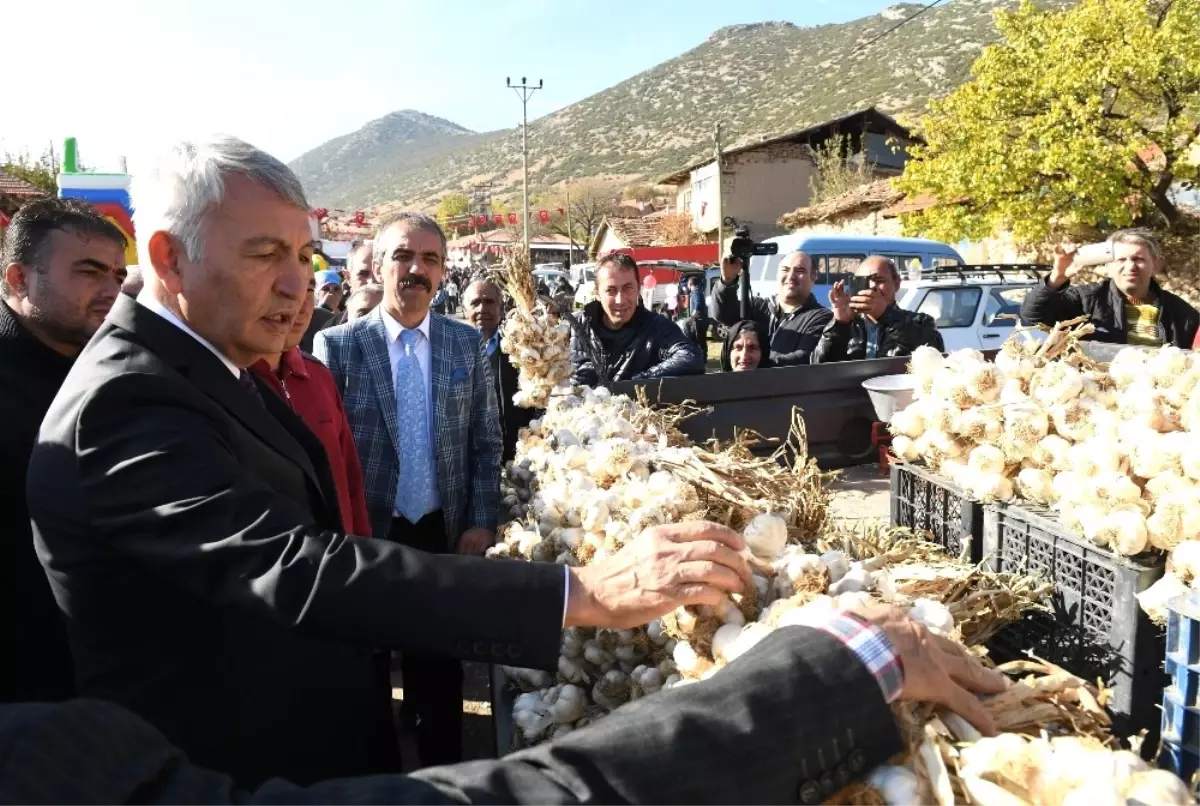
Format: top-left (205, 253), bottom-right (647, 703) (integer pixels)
top-left (289, 110), bottom-right (496, 208)
top-left (294, 0), bottom-right (1072, 209)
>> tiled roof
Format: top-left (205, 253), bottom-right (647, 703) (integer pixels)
top-left (0, 170), bottom-right (48, 199)
top-left (778, 179), bottom-right (904, 229)
top-left (604, 215), bottom-right (666, 248)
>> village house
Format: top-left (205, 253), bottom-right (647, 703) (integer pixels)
top-left (658, 107), bottom-right (914, 241)
top-left (447, 229), bottom-right (585, 269)
top-left (0, 169), bottom-right (49, 232)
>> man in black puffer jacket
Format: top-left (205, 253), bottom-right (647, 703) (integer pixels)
top-left (812, 256), bottom-right (943, 363)
top-left (711, 250), bottom-right (832, 366)
top-left (1020, 229), bottom-right (1198, 348)
top-left (571, 253), bottom-right (705, 386)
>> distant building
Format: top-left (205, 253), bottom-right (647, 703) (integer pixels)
top-left (0, 170), bottom-right (50, 230)
top-left (588, 211), bottom-right (672, 256)
top-left (658, 107), bottom-right (914, 241)
top-left (446, 229), bottom-right (586, 269)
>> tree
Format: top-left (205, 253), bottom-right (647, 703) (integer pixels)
top-left (536, 179), bottom-right (621, 250)
top-left (897, 0), bottom-right (1200, 244)
top-left (807, 134), bottom-right (875, 206)
top-left (2, 148), bottom-right (59, 194)
top-left (435, 191), bottom-right (470, 227)
top-left (622, 183), bottom-right (664, 203)
top-left (657, 212), bottom-right (704, 246)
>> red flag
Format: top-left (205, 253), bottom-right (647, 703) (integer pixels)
top-left (313, 207), bottom-right (328, 220)
top-left (507, 212), bottom-right (518, 225)
top-left (354, 211), bottom-right (365, 226)
top-left (476, 214), bottom-right (487, 226)
top-left (493, 214), bottom-right (503, 225)
top-left (538, 209), bottom-right (549, 223)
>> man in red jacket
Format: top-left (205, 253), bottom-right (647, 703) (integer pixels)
top-left (251, 276), bottom-right (371, 536)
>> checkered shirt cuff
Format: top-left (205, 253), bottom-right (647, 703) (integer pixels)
top-left (814, 612), bottom-right (904, 704)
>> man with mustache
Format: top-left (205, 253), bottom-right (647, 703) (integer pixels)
top-left (315, 211), bottom-right (504, 767)
top-left (28, 137), bottom-right (752, 786)
top-left (711, 250), bottom-right (832, 367)
top-left (0, 198), bottom-right (127, 703)
top-left (1021, 229), bottom-right (1198, 348)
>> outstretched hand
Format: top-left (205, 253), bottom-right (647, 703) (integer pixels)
top-left (846, 604), bottom-right (1010, 735)
top-left (565, 522), bottom-right (751, 629)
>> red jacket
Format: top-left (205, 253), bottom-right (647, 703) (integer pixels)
top-left (251, 349), bottom-right (372, 537)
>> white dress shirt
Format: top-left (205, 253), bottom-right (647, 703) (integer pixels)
top-left (136, 291), bottom-right (240, 377)
top-left (380, 307), bottom-right (441, 515)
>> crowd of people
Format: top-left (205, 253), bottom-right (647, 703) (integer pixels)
top-left (0, 133), bottom-right (1191, 804)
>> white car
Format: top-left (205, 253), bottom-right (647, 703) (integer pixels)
top-left (895, 265), bottom-right (1045, 351)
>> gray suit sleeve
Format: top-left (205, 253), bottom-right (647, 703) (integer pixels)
top-left (67, 372), bottom-right (565, 669)
top-left (0, 628), bottom-right (902, 805)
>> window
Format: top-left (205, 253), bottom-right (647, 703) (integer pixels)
top-left (982, 287), bottom-right (1030, 327)
top-left (823, 254), bottom-right (866, 285)
top-left (917, 287), bottom-right (982, 329)
top-left (933, 256), bottom-right (962, 267)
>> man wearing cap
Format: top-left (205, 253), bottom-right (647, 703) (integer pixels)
top-left (300, 261), bottom-right (339, 352)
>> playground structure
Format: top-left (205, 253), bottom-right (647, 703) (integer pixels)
top-left (55, 137), bottom-right (137, 265)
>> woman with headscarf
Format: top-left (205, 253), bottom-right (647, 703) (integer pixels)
top-left (720, 320), bottom-right (772, 372)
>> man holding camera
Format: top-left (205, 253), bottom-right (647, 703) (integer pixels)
top-left (712, 250), bottom-right (833, 367)
top-left (812, 256), bottom-right (942, 363)
top-left (1020, 229), bottom-right (1198, 348)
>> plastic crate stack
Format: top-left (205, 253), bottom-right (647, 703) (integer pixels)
top-left (889, 461), bottom-right (983, 563)
top-left (1159, 592), bottom-right (1199, 790)
top-left (983, 502), bottom-right (1167, 735)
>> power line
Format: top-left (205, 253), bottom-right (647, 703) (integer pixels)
top-left (849, 0), bottom-right (948, 57)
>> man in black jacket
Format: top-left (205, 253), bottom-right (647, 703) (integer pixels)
top-left (0, 198), bottom-right (128, 704)
top-left (711, 250), bottom-right (833, 366)
top-left (1020, 229), bottom-right (1198, 348)
top-left (463, 278), bottom-right (536, 462)
top-left (0, 605), bottom-right (1006, 804)
top-left (813, 256), bottom-right (943, 363)
top-left (26, 136), bottom-right (750, 789)
top-left (571, 253), bottom-right (704, 386)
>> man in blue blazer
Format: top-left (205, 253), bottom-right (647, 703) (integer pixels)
top-left (315, 211), bottom-right (502, 769)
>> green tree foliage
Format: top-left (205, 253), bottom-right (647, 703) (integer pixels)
top-left (435, 191), bottom-right (470, 226)
top-left (898, 0), bottom-right (1200, 243)
top-left (2, 148), bottom-right (59, 194)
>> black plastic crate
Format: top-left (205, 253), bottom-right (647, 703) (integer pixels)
top-left (983, 502), bottom-right (1167, 734)
top-left (890, 461), bottom-right (983, 563)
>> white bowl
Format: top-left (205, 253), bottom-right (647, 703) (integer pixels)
top-left (861, 374), bottom-right (916, 423)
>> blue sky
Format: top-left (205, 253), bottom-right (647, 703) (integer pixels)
top-left (3, 0), bottom-right (898, 172)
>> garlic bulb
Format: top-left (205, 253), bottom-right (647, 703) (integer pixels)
top-left (1016, 467), bottom-right (1057, 504)
top-left (909, 598), bottom-right (955, 635)
top-left (866, 765), bottom-right (922, 806)
top-left (742, 513), bottom-right (789, 560)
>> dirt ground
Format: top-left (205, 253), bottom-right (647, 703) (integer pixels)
top-left (391, 463), bottom-right (893, 766)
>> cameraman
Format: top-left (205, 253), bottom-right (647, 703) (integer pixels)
top-left (711, 250), bottom-right (832, 367)
top-left (812, 256), bottom-right (942, 363)
top-left (1020, 229), bottom-right (1198, 348)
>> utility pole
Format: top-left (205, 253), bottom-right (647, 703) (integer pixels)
top-left (565, 180), bottom-right (575, 268)
top-left (714, 122), bottom-right (724, 265)
top-left (506, 76), bottom-right (543, 259)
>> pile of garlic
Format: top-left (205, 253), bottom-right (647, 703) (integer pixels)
top-left (890, 340), bottom-right (1200, 607)
top-left (498, 304), bottom-right (572, 408)
top-left (946, 733), bottom-right (1196, 806)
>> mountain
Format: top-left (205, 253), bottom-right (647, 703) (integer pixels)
top-left (294, 0), bottom-right (1071, 210)
top-left (289, 110), bottom-right (494, 208)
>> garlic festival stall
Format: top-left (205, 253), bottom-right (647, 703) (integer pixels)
top-left (484, 253), bottom-right (1198, 806)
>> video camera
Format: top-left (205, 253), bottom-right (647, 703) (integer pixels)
top-left (728, 225), bottom-right (778, 263)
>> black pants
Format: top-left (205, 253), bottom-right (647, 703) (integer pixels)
top-left (387, 511), bottom-right (464, 768)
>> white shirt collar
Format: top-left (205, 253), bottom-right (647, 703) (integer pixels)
top-left (136, 290), bottom-right (241, 377)
top-left (380, 306), bottom-right (431, 343)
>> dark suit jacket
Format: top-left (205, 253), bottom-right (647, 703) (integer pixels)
top-left (299, 305), bottom-right (335, 353)
top-left (488, 342), bottom-right (538, 463)
top-left (0, 627), bottom-right (902, 804)
top-left (26, 295), bottom-right (565, 788)
top-left (0, 302), bottom-right (76, 703)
